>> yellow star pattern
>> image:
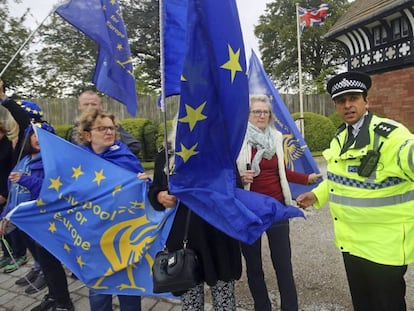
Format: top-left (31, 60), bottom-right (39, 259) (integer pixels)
top-left (72, 165), bottom-right (84, 180)
top-left (93, 169), bottom-right (106, 186)
top-left (77, 256), bottom-right (86, 268)
top-left (36, 198), bottom-right (45, 206)
top-left (49, 177), bottom-right (63, 192)
top-left (112, 185), bottom-right (122, 196)
top-left (116, 43), bottom-right (123, 51)
top-left (179, 102), bottom-right (207, 131)
top-left (220, 45), bottom-right (242, 83)
top-left (176, 143), bottom-right (199, 163)
top-left (110, 0), bottom-right (116, 5)
top-left (64, 244), bottom-right (71, 253)
top-left (48, 222), bottom-right (57, 233)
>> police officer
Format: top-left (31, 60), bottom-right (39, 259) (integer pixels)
top-left (296, 71), bottom-right (414, 311)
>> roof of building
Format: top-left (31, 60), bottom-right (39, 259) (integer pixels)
top-left (325, 0), bottom-right (412, 38)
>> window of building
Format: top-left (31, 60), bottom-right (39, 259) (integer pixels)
top-left (391, 17), bottom-right (409, 40)
top-left (373, 25), bottom-right (387, 46)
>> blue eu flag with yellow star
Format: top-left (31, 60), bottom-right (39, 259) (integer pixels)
top-left (248, 50), bottom-right (320, 198)
top-left (168, 0), bottom-right (303, 245)
top-left (7, 128), bottom-right (175, 296)
top-left (56, 0), bottom-right (138, 116)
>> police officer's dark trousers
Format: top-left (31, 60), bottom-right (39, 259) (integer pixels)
top-left (343, 252), bottom-right (407, 311)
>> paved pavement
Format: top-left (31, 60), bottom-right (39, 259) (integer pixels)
top-left (0, 254), bottom-right (176, 311)
top-left (0, 254), bottom-right (249, 310)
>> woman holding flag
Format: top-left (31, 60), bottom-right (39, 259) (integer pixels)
top-left (75, 108), bottom-right (148, 311)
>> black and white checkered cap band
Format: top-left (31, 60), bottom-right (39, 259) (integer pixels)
top-left (331, 78), bottom-right (368, 99)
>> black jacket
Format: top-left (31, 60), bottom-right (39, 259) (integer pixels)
top-left (148, 149), bottom-right (242, 288)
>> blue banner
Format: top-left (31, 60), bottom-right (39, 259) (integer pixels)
top-left (248, 50), bottom-right (320, 198)
top-left (7, 128), bottom-right (175, 296)
top-left (169, 0), bottom-right (303, 245)
top-left (56, 0), bottom-right (138, 116)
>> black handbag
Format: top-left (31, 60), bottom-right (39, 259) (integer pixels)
top-left (152, 209), bottom-right (201, 293)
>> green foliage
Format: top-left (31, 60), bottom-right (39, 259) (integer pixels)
top-left (292, 112), bottom-right (335, 151)
top-left (120, 118), bottom-right (158, 161)
top-left (156, 120), bottom-right (173, 150)
top-left (255, 0), bottom-right (351, 93)
top-left (328, 112), bottom-right (343, 129)
top-left (120, 0), bottom-right (160, 93)
top-left (53, 124), bottom-right (72, 139)
top-left (32, 15), bottom-right (97, 97)
top-left (0, 0), bottom-right (32, 92)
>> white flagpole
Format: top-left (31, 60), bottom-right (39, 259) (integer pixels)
top-left (296, 3), bottom-right (305, 137)
top-left (0, 7), bottom-right (55, 78)
top-left (159, 0), bottom-right (171, 177)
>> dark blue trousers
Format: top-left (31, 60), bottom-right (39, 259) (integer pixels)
top-left (241, 220), bottom-right (298, 311)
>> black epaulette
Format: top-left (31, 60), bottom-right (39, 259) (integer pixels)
top-left (374, 122), bottom-right (398, 138)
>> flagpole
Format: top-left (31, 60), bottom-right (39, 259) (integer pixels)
top-left (0, 7), bottom-right (55, 78)
top-left (296, 3), bottom-right (305, 137)
top-left (159, 0), bottom-right (171, 177)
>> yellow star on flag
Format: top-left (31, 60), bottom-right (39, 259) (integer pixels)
top-left (64, 243), bottom-right (71, 253)
top-left (176, 143), bottom-right (199, 163)
top-left (48, 222), bottom-right (57, 233)
top-left (49, 176), bottom-right (63, 192)
top-left (72, 165), bottom-right (84, 180)
top-left (220, 45), bottom-right (242, 83)
top-left (93, 169), bottom-right (106, 186)
top-left (116, 43), bottom-right (123, 51)
top-left (77, 256), bottom-right (86, 268)
top-left (179, 102), bottom-right (207, 131)
top-left (36, 198), bottom-right (46, 206)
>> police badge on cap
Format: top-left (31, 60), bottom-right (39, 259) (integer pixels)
top-left (327, 71), bottom-right (371, 99)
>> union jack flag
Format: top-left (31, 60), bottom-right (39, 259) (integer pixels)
top-left (298, 3), bottom-right (329, 32)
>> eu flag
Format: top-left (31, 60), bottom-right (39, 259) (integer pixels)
top-left (248, 50), bottom-right (320, 198)
top-left (7, 128), bottom-right (175, 296)
top-left (168, 0), bottom-right (303, 245)
top-left (56, 0), bottom-right (138, 116)
top-left (162, 0), bottom-right (188, 98)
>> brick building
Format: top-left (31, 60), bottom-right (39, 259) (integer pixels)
top-left (325, 0), bottom-right (414, 132)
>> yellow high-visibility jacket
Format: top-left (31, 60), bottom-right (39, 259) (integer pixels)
top-left (313, 112), bottom-right (414, 265)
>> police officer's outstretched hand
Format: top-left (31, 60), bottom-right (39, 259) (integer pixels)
top-left (296, 192), bottom-right (317, 209)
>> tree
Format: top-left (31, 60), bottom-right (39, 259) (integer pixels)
top-left (255, 0), bottom-right (350, 93)
top-left (29, 0), bottom-right (160, 97)
top-left (120, 0), bottom-right (160, 94)
top-left (30, 14), bottom-right (97, 98)
top-left (0, 0), bottom-right (32, 94)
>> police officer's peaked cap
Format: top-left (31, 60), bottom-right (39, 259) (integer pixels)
top-left (327, 71), bottom-right (371, 99)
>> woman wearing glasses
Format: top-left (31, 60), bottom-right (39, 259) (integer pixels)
top-left (237, 94), bottom-right (321, 311)
top-left (75, 109), bottom-right (148, 311)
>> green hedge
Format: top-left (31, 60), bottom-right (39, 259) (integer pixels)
top-left (53, 124), bottom-right (72, 139)
top-left (119, 118), bottom-right (156, 161)
top-left (156, 120), bottom-right (173, 151)
top-left (292, 112), bottom-right (336, 152)
top-left (328, 112), bottom-right (343, 129)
